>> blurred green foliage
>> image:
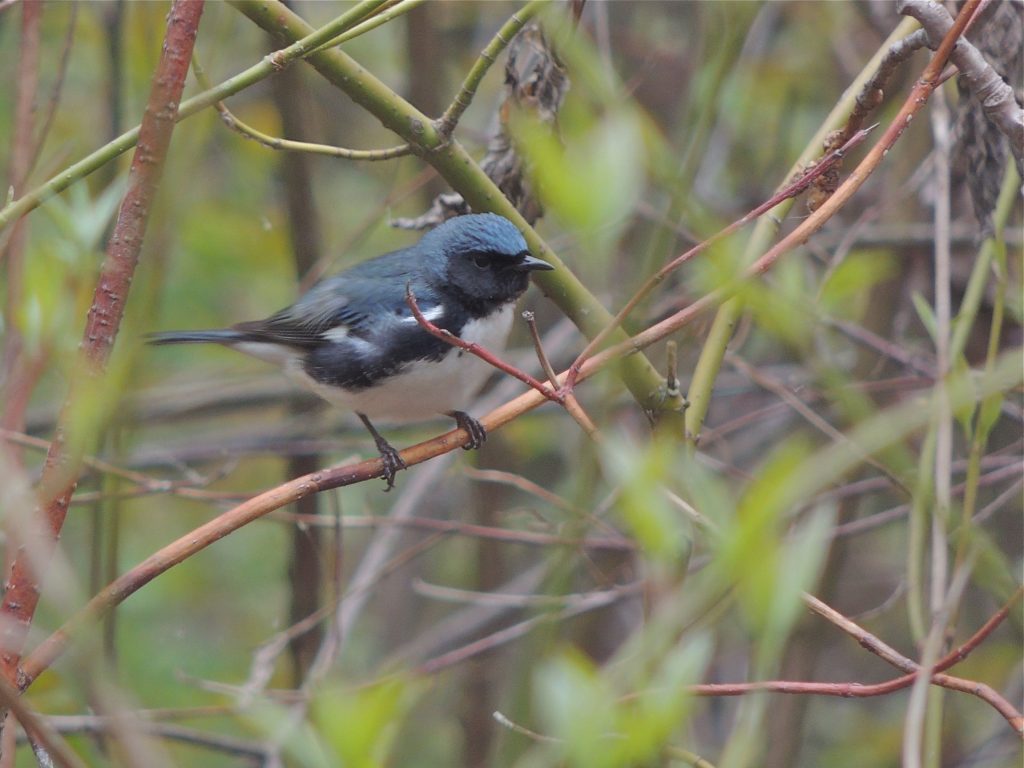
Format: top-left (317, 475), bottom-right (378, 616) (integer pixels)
top-left (0, 2), bottom-right (1020, 767)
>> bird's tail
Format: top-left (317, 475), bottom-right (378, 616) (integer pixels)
top-left (146, 329), bottom-right (244, 346)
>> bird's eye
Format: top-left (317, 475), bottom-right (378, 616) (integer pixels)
top-left (471, 254), bottom-right (491, 270)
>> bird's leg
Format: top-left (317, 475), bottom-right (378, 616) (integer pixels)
top-left (357, 413), bottom-right (406, 491)
top-left (448, 410), bottom-right (486, 451)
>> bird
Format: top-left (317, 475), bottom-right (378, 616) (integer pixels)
top-left (149, 213), bottom-right (553, 489)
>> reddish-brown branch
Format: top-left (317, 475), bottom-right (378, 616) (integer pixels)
top-left (802, 589), bottom-right (1023, 734)
top-left (18, 376), bottom-right (576, 690)
top-left (0, 0), bottom-right (42, 438)
top-left (404, 285), bottom-right (562, 403)
top-left (616, 592), bottom-right (1023, 733)
top-left (685, 668), bottom-right (1021, 732)
top-left (560, 126), bottom-right (875, 394)
top-left (587, 0), bottom-right (983, 370)
top-left (0, 0), bottom-right (205, 687)
top-left (523, 310), bottom-right (600, 438)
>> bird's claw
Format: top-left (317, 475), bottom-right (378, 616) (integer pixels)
top-left (358, 413), bottom-right (407, 491)
top-left (376, 441), bottom-right (407, 491)
top-left (450, 410), bottom-right (486, 451)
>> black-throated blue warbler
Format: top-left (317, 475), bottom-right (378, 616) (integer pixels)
top-left (149, 213), bottom-right (552, 489)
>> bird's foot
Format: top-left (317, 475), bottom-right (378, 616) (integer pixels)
top-left (376, 440), bottom-right (407, 491)
top-left (449, 410), bottom-right (486, 451)
top-left (358, 413), bottom-right (406, 491)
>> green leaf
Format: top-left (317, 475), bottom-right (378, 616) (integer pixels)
top-left (602, 431), bottom-right (692, 567)
top-left (534, 651), bottom-right (618, 768)
top-left (977, 390), bottom-right (1004, 439)
top-left (951, 356), bottom-right (975, 440)
top-left (311, 677), bottom-right (425, 768)
top-left (758, 506), bottom-right (833, 663)
top-left (514, 109), bottom-right (645, 251)
top-left (740, 258), bottom-right (813, 349)
top-left (615, 633), bottom-right (711, 763)
top-left (719, 437), bottom-right (814, 634)
top-left (819, 250), bottom-right (895, 317)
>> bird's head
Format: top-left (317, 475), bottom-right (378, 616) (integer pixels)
top-left (424, 213), bottom-right (553, 309)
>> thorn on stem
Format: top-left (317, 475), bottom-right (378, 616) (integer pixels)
top-left (665, 340), bottom-right (679, 397)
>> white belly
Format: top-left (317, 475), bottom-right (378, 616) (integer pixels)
top-left (286, 305), bottom-right (514, 423)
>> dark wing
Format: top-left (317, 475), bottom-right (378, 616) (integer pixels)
top-left (232, 256), bottom-right (441, 349)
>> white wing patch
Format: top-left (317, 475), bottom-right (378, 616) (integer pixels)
top-left (286, 304), bottom-right (515, 423)
top-left (400, 304), bottom-right (444, 325)
top-left (322, 325), bottom-right (351, 342)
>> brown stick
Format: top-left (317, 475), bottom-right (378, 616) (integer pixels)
top-left (0, 0), bottom-right (206, 687)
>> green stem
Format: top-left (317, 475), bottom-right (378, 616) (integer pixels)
top-left (233, 0), bottom-right (680, 420)
top-left (908, 424), bottom-right (937, 642)
top-left (0, 0), bottom-right (391, 231)
top-left (953, 165), bottom-right (1015, 574)
top-left (306, 0), bottom-right (428, 55)
top-left (683, 17), bottom-right (920, 442)
top-left (949, 164), bottom-right (1021, 361)
top-left (437, 0), bottom-right (546, 135)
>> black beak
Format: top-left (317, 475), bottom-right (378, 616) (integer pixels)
top-left (515, 252), bottom-right (554, 272)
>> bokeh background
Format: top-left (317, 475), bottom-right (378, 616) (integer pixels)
top-left (0, 2), bottom-right (1021, 766)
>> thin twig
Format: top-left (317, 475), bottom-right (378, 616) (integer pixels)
top-left (523, 311), bottom-right (601, 438)
top-left (277, 510), bottom-right (634, 551)
top-left (33, 717), bottom-right (266, 763)
top-left (522, 311), bottom-right (558, 389)
top-left (561, 125), bottom-right (876, 394)
top-left (26, 3), bottom-right (78, 178)
top-left (405, 285), bottom-right (562, 403)
top-left (492, 711), bottom-right (560, 744)
top-left (191, 53), bottom-right (410, 161)
top-left (0, 677), bottom-right (86, 768)
top-left (437, 0), bottom-right (545, 136)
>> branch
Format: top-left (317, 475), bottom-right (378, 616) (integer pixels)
top-left (899, 0), bottom-right (1023, 167)
top-left (561, 126), bottom-right (875, 394)
top-left (15, 344), bottom-right (1022, 692)
top-left (404, 285), bottom-right (562, 403)
top-left (804, 589), bottom-right (1023, 735)
top-left (0, 0), bottom-right (206, 688)
top-left (191, 53), bottom-right (411, 161)
top-left (0, 0), bottom-right (391, 231)
top-left (436, 0), bottom-right (545, 136)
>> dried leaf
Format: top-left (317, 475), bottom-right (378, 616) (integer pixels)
top-left (393, 23), bottom-right (569, 230)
